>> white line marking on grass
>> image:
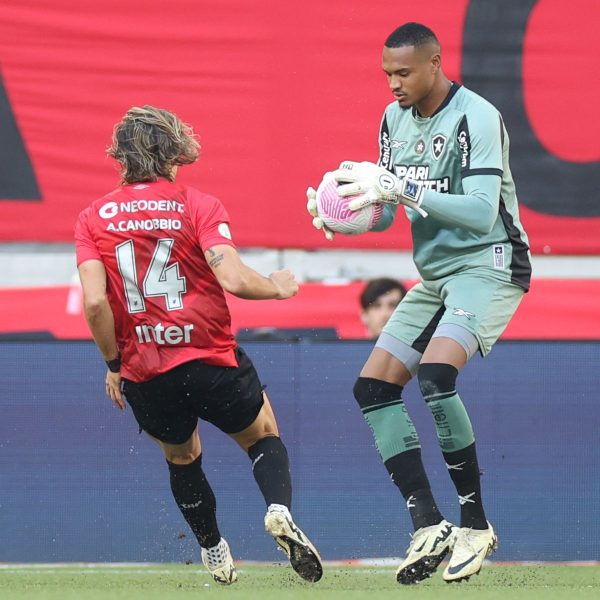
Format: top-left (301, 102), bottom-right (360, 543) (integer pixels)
top-left (0, 570), bottom-right (191, 575)
top-left (0, 563), bottom-right (158, 569)
top-left (0, 564), bottom-right (203, 575)
top-left (1, 559), bottom-right (598, 574)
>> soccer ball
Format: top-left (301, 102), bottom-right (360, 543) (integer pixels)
top-left (315, 172), bottom-right (382, 235)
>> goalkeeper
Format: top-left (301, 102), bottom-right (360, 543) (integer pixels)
top-left (308, 22), bottom-right (531, 584)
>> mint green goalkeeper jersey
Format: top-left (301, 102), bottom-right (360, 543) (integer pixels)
top-left (376, 83), bottom-right (531, 291)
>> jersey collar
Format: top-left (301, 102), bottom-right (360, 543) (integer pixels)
top-left (412, 82), bottom-right (462, 119)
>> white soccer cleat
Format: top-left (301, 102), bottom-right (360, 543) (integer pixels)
top-left (396, 519), bottom-right (456, 584)
top-left (443, 521), bottom-right (498, 583)
top-left (264, 504), bottom-right (323, 583)
top-left (201, 537), bottom-right (238, 585)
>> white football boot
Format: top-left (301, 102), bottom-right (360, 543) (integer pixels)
top-left (264, 504), bottom-right (323, 582)
top-left (201, 537), bottom-right (237, 585)
top-left (443, 521), bottom-right (498, 583)
top-left (396, 519), bottom-right (456, 584)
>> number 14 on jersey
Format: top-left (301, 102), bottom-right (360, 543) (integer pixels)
top-left (115, 238), bottom-right (187, 313)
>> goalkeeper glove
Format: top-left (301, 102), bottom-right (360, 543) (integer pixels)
top-left (333, 160), bottom-right (428, 218)
top-left (306, 185), bottom-right (335, 241)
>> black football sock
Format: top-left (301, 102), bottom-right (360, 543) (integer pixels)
top-left (443, 443), bottom-right (488, 529)
top-left (248, 436), bottom-right (292, 508)
top-left (167, 454), bottom-right (221, 548)
top-left (385, 449), bottom-right (445, 530)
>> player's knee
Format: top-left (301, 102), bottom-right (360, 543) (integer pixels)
top-left (159, 430), bottom-right (201, 464)
top-left (353, 377), bottom-right (404, 410)
top-left (354, 377), bottom-right (418, 462)
top-left (417, 363), bottom-right (458, 398)
top-left (165, 449), bottom-right (201, 465)
top-left (248, 435), bottom-right (287, 461)
top-left (166, 451), bottom-right (202, 469)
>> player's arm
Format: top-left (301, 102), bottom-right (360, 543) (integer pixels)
top-left (335, 161), bottom-right (499, 232)
top-left (205, 244), bottom-right (298, 300)
top-left (78, 259), bottom-right (124, 409)
top-left (371, 111), bottom-right (400, 232)
top-left (418, 174), bottom-right (501, 233)
top-left (338, 107), bottom-right (503, 232)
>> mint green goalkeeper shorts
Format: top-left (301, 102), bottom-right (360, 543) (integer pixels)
top-left (380, 267), bottom-right (524, 368)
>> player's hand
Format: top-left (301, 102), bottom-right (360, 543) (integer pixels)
top-left (105, 369), bottom-right (125, 410)
top-left (269, 269), bottom-right (299, 299)
top-left (333, 161), bottom-right (428, 217)
top-left (306, 185), bottom-right (335, 241)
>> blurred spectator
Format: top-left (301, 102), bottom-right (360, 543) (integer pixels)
top-left (359, 278), bottom-right (407, 339)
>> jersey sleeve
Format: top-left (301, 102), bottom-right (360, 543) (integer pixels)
top-left (186, 189), bottom-right (237, 252)
top-left (74, 208), bottom-right (101, 265)
top-left (421, 174), bottom-right (501, 234)
top-left (377, 108), bottom-right (394, 171)
top-left (457, 104), bottom-right (503, 178)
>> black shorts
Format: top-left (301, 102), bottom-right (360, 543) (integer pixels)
top-left (122, 346), bottom-right (265, 444)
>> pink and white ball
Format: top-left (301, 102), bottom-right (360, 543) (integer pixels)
top-left (315, 172), bottom-right (382, 235)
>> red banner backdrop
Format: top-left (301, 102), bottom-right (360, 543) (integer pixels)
top-left (0, 0), bottom-right (598, 252)
top-left (0, 279), bottom-right (598, 341)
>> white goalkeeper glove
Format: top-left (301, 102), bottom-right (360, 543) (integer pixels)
top-left (333, 160), bottom-right (428, 218)
top-left (306, 185), bottom-right (335, 241)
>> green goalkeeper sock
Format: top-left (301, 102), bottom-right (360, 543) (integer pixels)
top-left (419, 363), bottom-right (486, 529)
top-left (354, 377), bottom-right (444, 529)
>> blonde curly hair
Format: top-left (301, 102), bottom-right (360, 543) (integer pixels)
top-left (108, 105), bottom-right (200, 184)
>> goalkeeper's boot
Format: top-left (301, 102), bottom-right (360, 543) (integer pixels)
top-left (201, 537), bottom-right (237, 585)
top-left (264, 504), bottom-right (323, 583)
top-left (443, 522), bottom-right (498, 583)
top-left (396, 519), bottom-right (456, 584)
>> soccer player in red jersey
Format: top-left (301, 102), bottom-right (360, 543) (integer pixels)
top-left (75, 105), bottom-right (322, 585)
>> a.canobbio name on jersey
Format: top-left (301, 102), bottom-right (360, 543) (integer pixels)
top-left (106, 218), bottom-right (182, 232)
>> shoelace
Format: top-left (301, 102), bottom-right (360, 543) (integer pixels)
top-left (405, 529), bottom-right (427, 554)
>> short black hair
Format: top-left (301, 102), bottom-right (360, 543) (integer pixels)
top-left (360, 278), bottom-right (407, 310)
top-left (385, 22), bottom-right (439, 49)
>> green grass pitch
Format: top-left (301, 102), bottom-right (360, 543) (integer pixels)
top-left (1, 563), bottom-right (599, 600)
